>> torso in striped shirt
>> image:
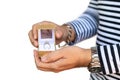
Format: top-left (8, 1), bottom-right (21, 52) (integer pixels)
top-left (96, 0), bottom-right (120, 45)
top-left (90, 0), bottom-right (120, 80)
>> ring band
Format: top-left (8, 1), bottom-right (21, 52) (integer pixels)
top-left (44, 42), bottom-right (51, 49)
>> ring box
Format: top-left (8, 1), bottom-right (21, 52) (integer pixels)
top-left (37, 23), bottom-right (56, 57)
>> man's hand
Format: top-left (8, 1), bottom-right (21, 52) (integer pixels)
top-left (28, 21), bottom-right (66, 47)
top-left (34, 46), bottom-right (91, 72)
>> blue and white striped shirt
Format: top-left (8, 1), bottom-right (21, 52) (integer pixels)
top-left (67, 0), bottom-right (120, 79)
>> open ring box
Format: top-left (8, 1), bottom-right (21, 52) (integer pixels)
top-left (37, 23), bottom-right (56, 57)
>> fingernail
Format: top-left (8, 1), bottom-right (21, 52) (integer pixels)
top-left (41, 56), bottom-right (47, 62)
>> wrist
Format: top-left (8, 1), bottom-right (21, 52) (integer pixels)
top-left (83, 49), bottom-right (92, 67)
top-left (77, 48), bottom-right (92, 67)
top-left (61, 24), bottom-right (76, 43)
top-left (87, 47), bottom-right (102, 73)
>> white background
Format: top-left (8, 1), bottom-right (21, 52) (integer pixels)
top-left (0, 0), bottom-right (97, 80)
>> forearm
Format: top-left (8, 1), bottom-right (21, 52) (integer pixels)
top-left (64, 1), bottom-right (98, 45)
top-left (70, 46), bottom-right (92, 67)
top-left (72, 46), bottom-right (92, 67)
top-left (67, 8), bottom-right (98, 44)
top-left (82, 49), bottom-right (92, 67)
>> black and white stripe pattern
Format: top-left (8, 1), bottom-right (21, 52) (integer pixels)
top-left (68, 0), bottom-right (120, 79)
top-left (90, 0), bottom-right (120, 79)
top-left (67, 8), bottom-right (98, 45)
top-left (92, 0), bottom-right (120, 79)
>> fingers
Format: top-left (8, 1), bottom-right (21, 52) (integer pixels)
top-left (55, 25), bottom-right (69, 44)
top-left (28, 23), bottom-right (38, 47)
top-left (34, 50), bottom-right (66, 72)
top-left (41, 51), bottom-right (63, 63)
top-left (34, 50), bottom-right (56, 71)
top-left (28, 30), bottom-right (38, 47)
top-left (34, 50), bottom-right (52, 68)
top-left (55, 27), bottom-right (65, 44)
top-left (29, 21), bottom-right (65, 46)
top-left (55, 27), bottom-right (63, 39)
top-left (32, 24), bottom-right (38, 40)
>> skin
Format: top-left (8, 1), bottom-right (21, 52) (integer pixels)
top-left (28, 21), bottom-right (91, 73)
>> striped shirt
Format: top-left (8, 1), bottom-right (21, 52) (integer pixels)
top-left (67, 0), bottom-right (120, 80)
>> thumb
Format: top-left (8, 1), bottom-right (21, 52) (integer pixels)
top-left (55, 29), bottom-right (63, 40)
top-left (41, 51), bottom-right (63, 63)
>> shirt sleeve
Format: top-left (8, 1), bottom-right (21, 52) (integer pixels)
top-left (97, 43), bottom-right (120, 74)
top-left (67, 0), bottom-right (99, 45)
